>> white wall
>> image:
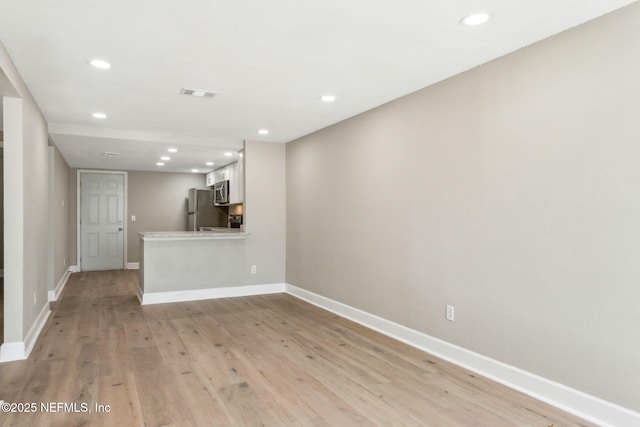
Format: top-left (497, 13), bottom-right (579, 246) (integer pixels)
top-left (286, 3), bottom-right (640, 413)
top-left (48, 146), bottom-right (70, 294)
top-left (2, 96), bottom-right (24, 344)
top-left (244, 140), bottom-right (286, 285)
top-left (0, 41), bottom-right (50, 351)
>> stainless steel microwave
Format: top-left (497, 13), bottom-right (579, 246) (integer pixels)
top-left (214, 180), bottom-right (229, 205)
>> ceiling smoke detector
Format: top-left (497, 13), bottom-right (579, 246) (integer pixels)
top-left (179, 88), bottom-right (217, 98)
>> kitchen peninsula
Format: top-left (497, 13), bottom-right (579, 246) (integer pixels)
top-left (138, 229), bottom-right (250, 305)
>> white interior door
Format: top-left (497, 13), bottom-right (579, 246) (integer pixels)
top-left (80, 173), bottom-right (124, 271)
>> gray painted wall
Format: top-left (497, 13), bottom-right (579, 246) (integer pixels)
top-left (0, 41), bottom-right (50, 344)
top-left (286, 3), bottom-right (640, 412)
top-left (244, 140), bottom-right (286, 285)
top-left (69, 169), bottom-right (206, 264)
top-left (138, 140), bottom-right (285, 293)
top-left (127, 171), bottom-right (205, 263)
top-left (19, 85), bottom-right (49, 340)
top-left (50, 146), bottom-right (70, 289)
top-left (68, 165), bottom-right (280, 269)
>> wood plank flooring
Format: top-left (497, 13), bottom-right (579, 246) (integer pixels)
top-left (0, 270), bottom-right (594, 426)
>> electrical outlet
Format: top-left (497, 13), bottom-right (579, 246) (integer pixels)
top-left (446, 305), bottom-right (455, 322)
top-left (63, 257), bottom-right (66, 267)
top-left (251, 265), bottom-right (257, 274)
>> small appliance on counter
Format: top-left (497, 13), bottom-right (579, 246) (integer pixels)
top-left (229, 214), bottom-right (243, 228)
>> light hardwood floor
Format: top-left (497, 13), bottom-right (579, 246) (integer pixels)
top-left (0, 270), bottom-right (593, 426)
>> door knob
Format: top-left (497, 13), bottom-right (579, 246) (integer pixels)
top-left (118, 227), bottom-right (123, 231)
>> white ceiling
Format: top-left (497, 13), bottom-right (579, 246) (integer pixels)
top-left (0, 0), bottom-right (636, 173)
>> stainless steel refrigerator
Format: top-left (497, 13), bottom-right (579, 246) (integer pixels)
top-left (187, 188), bottom-right (228, 231)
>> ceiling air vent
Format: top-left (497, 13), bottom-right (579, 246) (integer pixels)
top-left (102, 152), bottom-right (118, 157)
top-left (180, 88), bottom-right (217, 98)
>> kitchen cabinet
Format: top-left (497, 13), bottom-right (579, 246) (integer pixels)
top-left (205, 171), bottom-right (215, 187)
top-left (209, 158), bottom-right (244, 204)
top-left (236, 153), bottom-right (244, 203)
top-left (214, 167), bottom-right (230, 183)
top-left (228, 159), bottom-right (244, 204)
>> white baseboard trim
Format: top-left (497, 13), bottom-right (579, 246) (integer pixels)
top-left (127, 262), bottom-right (140, 270)
top-left (48, 268), bottom-right (72, 301)
top-left (284, 284), bottom-right (640, 427)
top-left (69, 265), bottom-right (81, 273)
top-left (25, 303), bottom-right (51, 357)
top-left (0, 342), bottom-right (26, 362)
top-left (141, 283), bottom-right (286, 305)
top-left (136, 286), bottom-right (143, 304)
top-left (1, 303), bottom-right (51, 362)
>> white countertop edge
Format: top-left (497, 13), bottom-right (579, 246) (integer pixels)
top-left (139, 231), bottom-right (249, 241)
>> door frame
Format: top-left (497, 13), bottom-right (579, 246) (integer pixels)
top-left (76, 170), bottom-right (128, 271)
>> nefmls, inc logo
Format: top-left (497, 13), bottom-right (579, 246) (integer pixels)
top-left (41, 402), bottom-right (90, 413)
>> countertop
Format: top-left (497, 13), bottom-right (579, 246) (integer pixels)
top-left (139, 229), bottom-right (249, 241)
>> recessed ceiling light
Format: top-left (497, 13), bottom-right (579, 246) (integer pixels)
top-left (89, 59), bottom-right (111, 69)
top-left (224, 152), bottom-right (234, 157)
top-left (191, 169), bottom-right (200, 173)
top-left (168, 148), bottom-right (178, 153)
top-left (461, 12), bottom-right (492, 26)
top-left (258, 129), bottom-right (269, 135)
top-left (156, 162), bottom-right (165, 166)
top-left (161, 156), bottom-right (170, 161)
top-left (320, 94), bottom-right (336, 102)
top-left (206, 162), bottom-right (214, 166)
top-left (92, 112), bottom-right (107, 119)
